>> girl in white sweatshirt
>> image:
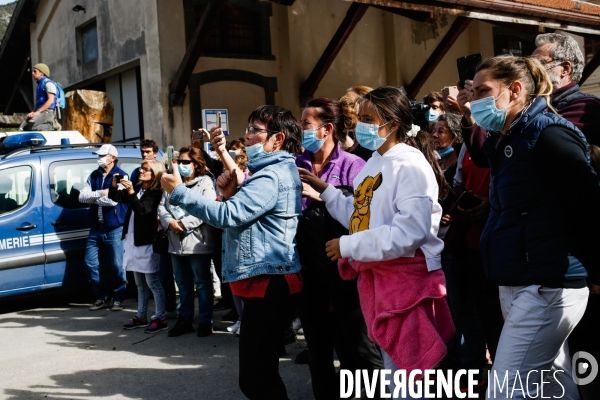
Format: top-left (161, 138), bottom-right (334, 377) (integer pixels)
top-left (299, 86), bottom-right (453, 399)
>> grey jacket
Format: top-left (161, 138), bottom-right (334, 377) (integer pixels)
top-left (158, 175), bottom-right (217, 255)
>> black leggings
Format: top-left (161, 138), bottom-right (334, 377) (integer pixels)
top-left (239, 275), bottom-right (298, 400)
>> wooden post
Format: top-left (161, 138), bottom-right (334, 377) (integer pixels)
top-left (298, 3), bottom-right (369, 105)
top-left (580, 50), bottom-right (600, 86)
top-left (405, 17), bottom-right (471, 99)
top-left (168, 0), bottom-right (224, 106)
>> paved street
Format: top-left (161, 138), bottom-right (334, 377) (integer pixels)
top-left (0, 290), bottom-right (313, 400)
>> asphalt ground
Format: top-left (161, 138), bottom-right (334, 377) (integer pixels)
top-left (0, 288), bottom-right (313, 400)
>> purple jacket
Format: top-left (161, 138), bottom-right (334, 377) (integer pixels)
top-left (296, 143), bottom-right (365, 211)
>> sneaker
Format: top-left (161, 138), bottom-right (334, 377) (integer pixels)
top-left (145, 319), bottom-right (168, 334)
top-left (165, 310), bottom-right (179, 320)
top-left (123, 316), bottom-right (149, 330)
top-left (89, 299), bottom-right (106, 311)
top-left (236, 324), bottom-right (241, 337)
top-left (197, 322), bottom-right (213, 337)
top-left (292, 317), bottom-right (302, 331)
top-left (168, 318), bottom-right (195, 337)
top-left (111, 301), bottom-right (124, 311)
top-left (297, 327), bottom-right (304, 335)
top-left (227, 320), bottom-right (241, 334)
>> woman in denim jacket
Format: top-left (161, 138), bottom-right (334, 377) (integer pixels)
top-left (162, 105), bottom-right (303, 400)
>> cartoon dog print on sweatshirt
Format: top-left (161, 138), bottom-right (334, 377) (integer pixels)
top-left (350, 172), bottom-right (382, 234)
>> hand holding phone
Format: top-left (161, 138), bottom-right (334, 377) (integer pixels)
top-left (166, 146), bottom-right (174, 174)
top-left (457, 54), bottom-right (482, 87)
top-left (191, 128), bottom-right (210, 143)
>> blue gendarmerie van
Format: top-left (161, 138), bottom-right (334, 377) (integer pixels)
top-left (0, 133), bottom-right (148, 297)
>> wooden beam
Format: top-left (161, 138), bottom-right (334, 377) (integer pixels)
top-left (349, 0), bottom-right (600, 36)
top-left (580, 51), bottom-right (600, 86)
top-left (169, 0), bottom-right (224, 106)
top-left (299, 3), bottom-right (369, 104)
top-left (405, 16), bottom-right (471, 99)
top-left (370, 5), bottom-right (431, 23)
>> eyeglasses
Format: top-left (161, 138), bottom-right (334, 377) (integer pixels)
top-left (245, 126), bottom-right (279, 137)
top-left (532, 57), bottom-right (564, 69)
top-left (140, 167), bottom-right (152, 173)
top-left (176, 159), bottom-right (192, 165)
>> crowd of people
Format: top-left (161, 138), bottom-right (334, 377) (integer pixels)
top-left (78, 33), bottom-right (600, 400)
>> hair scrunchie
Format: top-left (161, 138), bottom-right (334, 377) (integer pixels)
top-left (406, 124), bottom-right (420, 138)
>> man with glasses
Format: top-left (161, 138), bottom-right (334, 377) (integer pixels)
top-left (79, 144), bottom-right (129, 311)
top-left (531, 33), bottom-right (600, 145)
top-left (532, 33), bottom-right (600, 400)
top-left (131, 139), bottom-right (159, 185)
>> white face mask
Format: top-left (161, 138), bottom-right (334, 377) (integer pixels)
top-left (97, 156), bottom-right (110, 168)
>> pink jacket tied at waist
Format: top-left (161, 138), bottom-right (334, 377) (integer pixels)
top-left (338, 250), bottom-right (454, 379)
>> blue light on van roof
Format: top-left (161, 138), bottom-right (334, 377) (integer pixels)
top-left (0, 133), bottom-right (47, 153)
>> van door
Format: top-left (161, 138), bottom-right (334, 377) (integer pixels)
top-left (42, 157), bottom-right (142, 287)
top-left (0, 161), bottom-right (45, 294)
top-left (42, 159), bottom-right (98, 286)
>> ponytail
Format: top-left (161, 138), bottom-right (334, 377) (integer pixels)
top-left (523, 57), bottom-right (557, 114)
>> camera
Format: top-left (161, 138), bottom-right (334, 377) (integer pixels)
top-left (398, 86), bottom-right (430, 131)
top-left (115, 174), bottom-right (123, 184)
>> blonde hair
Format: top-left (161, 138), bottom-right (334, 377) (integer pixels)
top-left (339, 94), bottom-right (359, 132)
top-left (346, 85), bottom-right (373, 97)
top-left (141, 159), bottom-right (165, 191)
top-left (477, 55), bottom-right (556, 113)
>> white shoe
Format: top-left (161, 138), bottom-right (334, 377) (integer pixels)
top-left (297, 327), bottom-right (304, 335)
top-left (227, 320), bottom-right (241, 334)
top-left (236, 325), bottom-right (241, 337)
top-left (292, 317), bottom-right (302, 331)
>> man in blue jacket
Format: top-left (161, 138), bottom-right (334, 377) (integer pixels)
top-left (79, 144), bottom-right (128, 311)
top-left (19, 63), bottom-right (61, 131)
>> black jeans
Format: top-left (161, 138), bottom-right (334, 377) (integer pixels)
top-left (297, 278), bottom-right (384, 400)
top-left (159, 253), bottom-right (177, 312)
top-left (239, 275), bottom-right (298, 400)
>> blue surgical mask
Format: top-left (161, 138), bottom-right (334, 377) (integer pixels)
top-left (425, 109), bottom-right (440, 123)
top-left (302, 129), bottom-right (325, 153)
top-left (245, 142), bottom-right (266, 160)
top-left (437, 144), bottom-right (454, 158)
top-left (178, 164), bottom-right (193, 177)
top-left (470, 85), bottom-right (512, 132)
top-left (356, 121), bottom-right (393, 151)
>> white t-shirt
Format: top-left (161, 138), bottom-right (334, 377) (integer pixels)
top-left (321, 143), bottom-right (444, 271)
top-left (45, 81), bottom-right (57, 95)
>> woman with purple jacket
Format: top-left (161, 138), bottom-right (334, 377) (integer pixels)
top-left (296, 97), bottom-right (383, 399)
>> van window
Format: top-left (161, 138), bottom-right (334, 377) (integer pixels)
top-left (50, 158), bottom-right (140, 209)
top-left (0, 166), bottom-right (32, 216)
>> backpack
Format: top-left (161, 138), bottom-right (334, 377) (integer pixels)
top-left (54, 82), bottom-right (66, 109)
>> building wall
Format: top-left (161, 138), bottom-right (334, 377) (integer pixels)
top-left (33, 0), bottom-right (598, 150)
top-left (185, 1), bottom-right (497, 145)
top-left (29, 0), bottom-right (167, 145)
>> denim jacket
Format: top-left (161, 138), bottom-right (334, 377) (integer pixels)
top-left (169, 150), bottom-right (302, 283)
